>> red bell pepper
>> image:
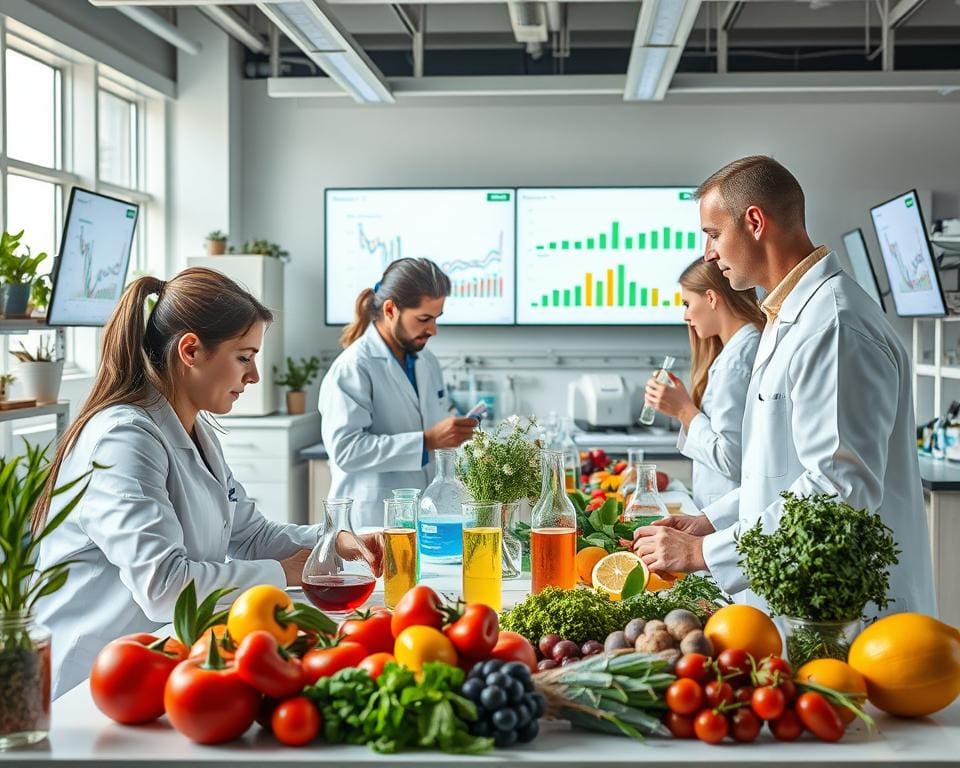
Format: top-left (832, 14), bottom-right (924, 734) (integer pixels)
top-left (234, 630), bottom-right (306, 698)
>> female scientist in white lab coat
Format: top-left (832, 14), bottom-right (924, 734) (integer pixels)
top-left (319, 258), bottom-right (477, 528)
top-left (643, 258), bottom-right (763, 508)
top-left (34, 268), bottom-right (376, 699)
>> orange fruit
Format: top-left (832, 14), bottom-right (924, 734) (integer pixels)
top-left (592, 551), bottom-right (648, 601)
top-left (704, 605), bottom-right (782, 660)
top-left (646, 571), bottom-right (680, 592)
top-left (795, 659), bottom-right (867, 724)
top-left (575, 546), bottom-right (608, 584)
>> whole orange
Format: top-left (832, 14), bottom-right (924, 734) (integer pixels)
top-left (703, 605), bottom-right (782, 660)
top-left (575, 546), bottom-right (608, 584)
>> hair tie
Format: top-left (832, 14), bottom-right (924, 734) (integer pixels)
top-left (373, 281), bottom-right (381, 293)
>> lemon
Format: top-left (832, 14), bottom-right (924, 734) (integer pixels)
top-left (591, 551), bottom-right (649, 600)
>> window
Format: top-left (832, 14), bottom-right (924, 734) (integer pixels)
top-left (4, 47), bottom-right (60, 168)
top-left (98, 88), bottom-right (136, 188)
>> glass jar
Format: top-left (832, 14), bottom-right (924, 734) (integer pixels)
top-left (418, 449), bottom-right (470, 564)
top-left (623, 462), bottom-right (668, 524)
top-left (783, 616), bottom-right (861, 668)
top-left (391, 488), bottom-right (422, 503)
top-left (501, 501), bottom-right (523, 580)
top-left (462, 502), bottom-right (503, 612)
top-left (529, 449), bottom-right (578, 593)
top-left (0, 611), bottom-right (51, 750)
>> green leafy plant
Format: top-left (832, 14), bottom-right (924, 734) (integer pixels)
top-left (0, 230), bottom-right (47, 285)
top-left (10, 337), bottom-right (56, 363)
top-left (456, 416), bottom-right (542, 504)
top-left (30, 274), bottom-right (52, 313)
top-left (206, 229), bottom-right (227, 242)
top-left (273, 355), bottom-right (321, 392)
top-left (240, 238), bottom-right (289, 262)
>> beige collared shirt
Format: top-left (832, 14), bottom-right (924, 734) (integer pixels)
top-left (761, 245), bottom-right (831, 322)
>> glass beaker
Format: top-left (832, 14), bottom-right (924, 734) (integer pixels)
top-left (419, 449), bottom-right (469, 563)
top-left (383, 499), bottom-right (418, 609)
top-left (623, 463), bottom-right (668, 524)
top-left (501, 501), bottom-right (523, 580)
top-left (530, 450), bottom-right (578, 594)
top-left (391, 488), bottom-right (422, 503)
top-left (462, 501), bottom-right (503, 612)
top-left (301, 498), bottom-right (377, 616)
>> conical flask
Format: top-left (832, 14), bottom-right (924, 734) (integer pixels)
top-left (623, 463), bottom-right (668, 524)
top-left (301, 498), bottom-right (378, 615)
top-left (529, 449), bottom-right (578, 593)
top-left (418, 449), bottom-right (469, 563)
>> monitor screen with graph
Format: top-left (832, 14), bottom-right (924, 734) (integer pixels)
top-left (841, 228), bottom-right (885, 311)
top-left (47, 187), bottom-right (139, 326)
top-left (869, 189), bottom-right (946, 317)
top-left (324, 188), bottom-right (516, 325)
top-left (515, 187), bottom-right (702, 325)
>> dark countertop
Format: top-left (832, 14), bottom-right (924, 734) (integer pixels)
top-left (919, 453), bottom-right (960, 492)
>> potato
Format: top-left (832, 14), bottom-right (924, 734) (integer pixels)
top-left (656, 648), bottom-right (682, 671)
top-left (604, 631), bottom-right (631, 653)
top-left (623, 618), bottom-right (647, 646)
top-left (679, 629), bottom-right (714, 657)
top-left (643, 619), bottom-right (667, 637)
top-left (635, 629), bottom-right (674, 653)
top-left (663, 609), bottom-right (701, 641)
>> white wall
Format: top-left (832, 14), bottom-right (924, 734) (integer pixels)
top-left (234, 82), bottom-right (959, 416)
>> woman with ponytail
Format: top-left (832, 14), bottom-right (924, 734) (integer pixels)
top-left (642, 258), bottom-right (764, 508)
top-left (33, 268), bottom-right (363, 698)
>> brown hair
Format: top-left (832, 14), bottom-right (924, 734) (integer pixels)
top-left (696, 155), bottom-right (806, 230)
top-left (340, 257), bottom-right (451, 348)
top-left (33, 267), bottom-right (273, 530)
top-left (679, 258), bottom-right (764, 408)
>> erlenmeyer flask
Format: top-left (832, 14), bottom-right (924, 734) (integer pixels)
top-left (418, 449), bottom-right (469, 563)
top-left (623, 463), bottom-right (668, 524)
top-left (301, 498), bottom-right (377, 616)
top-left (529, 449), bottom-right (578, 593)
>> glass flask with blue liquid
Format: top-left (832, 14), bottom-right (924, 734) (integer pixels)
top-left (418, 448), bottom-right (470, 563)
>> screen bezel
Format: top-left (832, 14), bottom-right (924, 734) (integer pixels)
top-left (46, 186), bottom-right (140, 327)
top-left (869, 189), bottom-right (947, 318)
top-left (841, 227), bottom-right (886, 313)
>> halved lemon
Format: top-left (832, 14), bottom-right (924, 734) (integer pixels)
top-left (591, 551), bottom-right (649, 600)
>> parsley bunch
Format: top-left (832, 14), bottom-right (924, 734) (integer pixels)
top-left (736, 491), bottom-right (900, 622)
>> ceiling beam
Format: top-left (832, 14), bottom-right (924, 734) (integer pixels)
top-left (889, 0), bottom-right (930, 27)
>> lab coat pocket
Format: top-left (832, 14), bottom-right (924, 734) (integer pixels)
top-left (756, 393), bottom-right (788, 479)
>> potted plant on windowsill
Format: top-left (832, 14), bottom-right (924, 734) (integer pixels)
top-left (10, 337), bottom-right (63, 405)
top-left (205, 230), bottom-right (228, 256)
top-left (0, 230), bottom-right (47, 318)
top-left (235, 239), bottom-right (290, 263)
top-left (0, 442), bottom-right (93, 749)
top-left (28, 275), bottom-right (52, 318)
top-left (273, 356), bottom-right (320, 415)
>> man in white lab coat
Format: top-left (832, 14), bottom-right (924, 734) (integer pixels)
top-left (633, 155), bottom-right (935, 617)
top-left (320, 258), bottom-right (477, 527)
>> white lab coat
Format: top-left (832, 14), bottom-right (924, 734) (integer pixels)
top-left (700, 252), bottom-right (935, 618)
top-left (319, 323), bottom-right (453, 528)
top-left (677, 323), bottom-right (761, 508)
top-left (35, 395), bottom-right (321, 699)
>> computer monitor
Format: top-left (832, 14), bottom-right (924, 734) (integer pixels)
top-left (515, 187), bottom-right (701, 326)
top-left (47, 187), bottom-right (139, 326)
top-left (841, 228), bottom-right (885, 312)
top-left (870, 189), bottom-right (946, 318)
top-left (324, 188), bottom-right (516, 326)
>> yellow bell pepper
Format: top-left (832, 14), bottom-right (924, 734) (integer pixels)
top-left (226, 584), bottom-right (337, 645)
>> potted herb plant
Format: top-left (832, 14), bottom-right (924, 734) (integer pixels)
top-left (456, 415), bottom-right (543, 578)
top-left (0, 443), bottom-right (93, 748)
top-left (273, 355), bottom-right (321, 415)
top-left (28, 275), bottom-right (52, 318)
top-left (240, 238), bottom-right (290, 263)
top-left (736, 491), bottom-right (900, 667)
top-left (205, 230), bottom-right (228, 256)
top-left (0, 230), bottom-right (47, 318)
top-left (10, 338), bottom-right (63, 405)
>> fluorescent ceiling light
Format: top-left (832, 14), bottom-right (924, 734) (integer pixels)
top-left (624, 0), bottom-right (701, 101)
top-left (270, 1), bottom-right (340, 52)
top-left (631, 47), bottom-right (670, 100)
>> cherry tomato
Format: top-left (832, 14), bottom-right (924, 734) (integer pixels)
top-left (301, 641), bottom-right (368, 684)
top-left (490, 630), bottom-right (538, 673)
top-left (391, 585), bottom-right (445, 638)
top-left (731, 708), bottom-right (762, 743)
top-left (675, 653), bottom-right (711, 684)
top-left (704, 679), bottom-right (735, 708)
top-left (694, 709), bottom-right (729, 744)
top-left (271, 696), bottom-right (321, 747)
top-left (666, 678), bottom-right (705, 716)
top-left (717, 648), bottom-right (753, 683)
top-left (338, 608), bottom-right (394, 655)
top-left (770, 709), bottom-right (804, 741)
top-left (759, 655), bottom-right (792, 680)
top-left (796, 692), bottom-right (845, 742)
top-left (358, 652), bottom-right (395, 681)
top-left (751, 685), bottom-right (787, 721)
top-left (778, 678), bottom-right (798, 704)
top-left (663, 711), bottom-right (696, 739)
top-left (734, 686), bottom-right (755, 704)
top-left (444, 604), bottom-right (499, 661)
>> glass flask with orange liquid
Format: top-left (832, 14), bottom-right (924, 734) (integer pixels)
top-left (530, 449), bottom-right (578, 593)
top-left (461, 502), bottom-right (503, 611)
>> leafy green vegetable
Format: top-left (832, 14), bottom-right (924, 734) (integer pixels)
top-left (736, 491), bottom-right (899, 621)
top-left (304, 662), bottom-right (492, 754)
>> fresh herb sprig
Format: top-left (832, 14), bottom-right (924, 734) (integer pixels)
top-left (456, 416), bottom-right (542, 504)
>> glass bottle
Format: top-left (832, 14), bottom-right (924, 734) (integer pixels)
top-left (462, 501), bottom-right (503, 612)
top-left (0, 611), bottom-right (51, 749)
top-left (383, 499), bottom-right (418, 609)
top-left (301, 498), bottom-right (377, 616)
top-left (530, 450), bottom-right (578, 593)
top-left (618, 448), bottom-right (645, 499)
top-left (557, 416), bottom-right (582, 492)
top-left (640, 355), bottom-right (676, 425)
top-left (418, 449), bottom-right (470, 564)
top-left (623, 463), bottom-right (669, 524)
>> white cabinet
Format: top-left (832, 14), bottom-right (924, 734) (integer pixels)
top-left (187, 255), bottom-right (284, 416)
top-left (217, 412), bottom-right (321, 525)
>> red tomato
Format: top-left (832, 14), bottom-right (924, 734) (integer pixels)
top-left (770, 709), bottom-right (804, 741)
top-left (188, 625), bottom-right (235, 661)
top-left (358, 652), bottom-right (395, 681)
top-left (734, 686), bottom-right (755, 704)
top-left (716, 648), bottom-right (753, 682)
top-left (613, 460), bottom-right (628, 475)
top-left (704, 680), bottom-right (735, 708)
top-left (796, 692), bottom-right (845, 742)
top-left (731, 708), bottom-right (762, 743)
top-left (656, 470), bottom-right (669, 492)
top-left (234, 630), bottom-right (306, 699)
top-left (675, 653), bottom-right (711, 684)
top-left (163, 658), bottom-right (261, 744)
top-left (390, 585), bottom-right (445, 638)
top-left (751, 685), bottom-right (787, 721)
top-left (90, 633), bottom-right (187, 724)
top-left (777, 678), bottom-right (798, 704)
top-left (338, 608), bottom-right (394, 655)
top-left (694, 709), bottom-right (729, 744)
top-left (759, 655), bottom-right (793, 680)
top-left (301, 642), bottom-right (368, 685)
top-left (666, 679), bottom-right (705, 716)
top-left (444, 604), bottom-right (499, 660)
top-left (663, 711), bottom-right (696, 739)
top-left (490, 631), bottom-right (538, 673)
top-left (271, 696), bottom-right (321, 747)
